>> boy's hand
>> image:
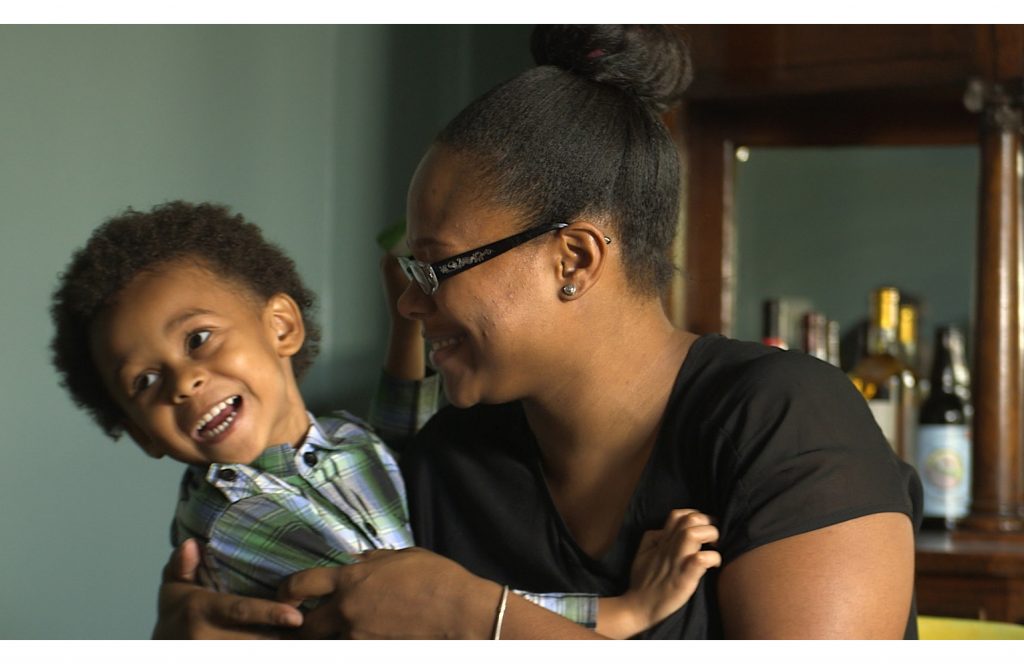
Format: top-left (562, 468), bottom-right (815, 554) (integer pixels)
top-left (598, 509), bottom-right (720, 638)
top-left (380, 254), bottom-right (411, 320)
top-left (379, 255), bottom-right (425, 381)
top-left (152, 539), bottom-right (303, 639)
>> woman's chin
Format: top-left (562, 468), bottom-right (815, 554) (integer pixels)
top-left (442, 387), bottom-right (479, 409)
top-left (440, 374), bottom-right (483, 409)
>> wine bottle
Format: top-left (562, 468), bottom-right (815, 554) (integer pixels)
top-left (948, 326), bottom-right (974, 422)
top-left (826, 319), bottom-right (841, 368)
top-left (801, 311), bottom-right (828, 361)
top-left (917, 326), bottom-right (972, 530)
top-left (898, 298), bottom-right (921, 375)
top-left (849, 287), bottom-right (918, 461)
top-left (762, 299), bottom-right (788, 349)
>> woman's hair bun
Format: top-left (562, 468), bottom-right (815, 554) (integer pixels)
top-left (529, 25), bottom-right (692, 112)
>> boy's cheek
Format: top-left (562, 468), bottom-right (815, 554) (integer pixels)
top-left (123, 420), bottom-right (166, 459)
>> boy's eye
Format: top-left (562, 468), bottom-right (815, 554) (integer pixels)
top-left (187, 330), bottom-right (211, 352)
top-left (133, 371), bottom-right (159, 394)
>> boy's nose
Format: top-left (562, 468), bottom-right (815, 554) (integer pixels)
top-left (170, 366), bottom-right (205, 403)
top-left (397, 280), bottom-right (436, 321)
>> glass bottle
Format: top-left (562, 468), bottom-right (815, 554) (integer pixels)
top-left (826, 319), bottom-right (841, 368)
top-left (849, 287), bottom-right (918, 461)
top-left (898, 298), bottom-right (921, 375)
top-left (762, 298), bottom-right (788, 350)
top-left (801, 311), bottom-right (828, 361)
top-left (917, 326), bottom-right (972, 530)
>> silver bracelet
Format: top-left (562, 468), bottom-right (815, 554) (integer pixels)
top-left (492, 585), bottom-right (510, 640)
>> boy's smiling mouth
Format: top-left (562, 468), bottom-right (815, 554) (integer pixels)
top-left (192, 395), bottom-right (242, 443)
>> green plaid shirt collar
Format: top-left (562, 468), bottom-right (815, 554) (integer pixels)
top-left (245, 413), bottom-right (338, 478)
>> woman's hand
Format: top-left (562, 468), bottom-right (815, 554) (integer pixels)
top-left (153, 539), bottom-right (304, 639)
top-left (278, 547), bottom-right (494, 639)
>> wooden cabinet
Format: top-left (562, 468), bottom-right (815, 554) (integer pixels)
top-left (670, 24), bottom-right (1024, 622)
top-left (917, 531), bottom-right (1024, 622)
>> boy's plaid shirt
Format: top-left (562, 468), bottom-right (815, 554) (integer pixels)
top-left (171, 373), bottom-right (597, 628)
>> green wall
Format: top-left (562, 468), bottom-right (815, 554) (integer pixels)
top-left (0, 24), bottom-right (530, 640)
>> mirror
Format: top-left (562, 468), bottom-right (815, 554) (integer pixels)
top-left (732, 145), bottom-right (979, 374)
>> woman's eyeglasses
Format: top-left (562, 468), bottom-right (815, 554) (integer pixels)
top-left (398, 223), bottom-right (570, 295)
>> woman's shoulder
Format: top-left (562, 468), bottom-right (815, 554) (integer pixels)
top-left (678, 335), bottom-right (856, 412)
top-left (666, 334), bottom-right (886, 472)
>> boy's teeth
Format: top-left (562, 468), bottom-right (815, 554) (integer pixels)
top-left (195, 396), bottom-right (240, 433)
top-left (203, 412), bottom-right (237, 438)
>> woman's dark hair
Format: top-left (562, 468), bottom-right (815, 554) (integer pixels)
top-left (50, 201), bottom-right (321, 439)
top-left (436, 25), bottom-right (692, 295)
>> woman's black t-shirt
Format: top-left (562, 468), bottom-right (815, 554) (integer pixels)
top-left (401, 335), bottom-right (923, 638)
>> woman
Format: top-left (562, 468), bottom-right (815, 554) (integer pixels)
top-left (155, 24), bottom-right (921, 639)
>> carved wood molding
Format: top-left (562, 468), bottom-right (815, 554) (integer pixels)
top-left (960, 79), bottom-right (1024, 534)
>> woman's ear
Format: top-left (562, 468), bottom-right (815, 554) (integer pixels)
top-left (554, 221), bottom-right (611, 300)
top-left (265, 293), bottom-right (306, 358)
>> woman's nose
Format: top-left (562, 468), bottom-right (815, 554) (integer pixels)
top-left (397, 280), bottom-right (436, 321)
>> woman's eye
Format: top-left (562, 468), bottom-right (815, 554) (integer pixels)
top-left (133, 372), bottom-right (159, 394)
top-left (187, 330), bottom-right (211, 351)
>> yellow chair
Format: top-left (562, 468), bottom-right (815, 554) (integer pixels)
top-left (919, 615), bottom-right (1024, 639)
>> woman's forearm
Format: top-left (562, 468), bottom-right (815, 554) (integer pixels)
top-left (474, 582), bottom-right (608, 639)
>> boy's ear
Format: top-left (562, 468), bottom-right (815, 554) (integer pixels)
top-left (122, 420), bottom-right (165, 459)
top-left (265, 293), bottom-right (305, 358)
top-left (554, 220), bottom-right (610, 299)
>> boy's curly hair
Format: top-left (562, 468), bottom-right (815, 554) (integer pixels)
top-left (50, 201), bottom-right (321, 439)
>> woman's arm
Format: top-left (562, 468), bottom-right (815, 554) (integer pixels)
top-left (278, 548), bottom-right (607, 639)
top-left (274, 513), bottom-right (913, 640)
top-left (278, 509), bottom-right (721, 640)
top-left (717, 512), bottom-right (915, 639)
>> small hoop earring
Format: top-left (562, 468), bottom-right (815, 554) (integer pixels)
top-left (561, 284), bottom-right (577, 297)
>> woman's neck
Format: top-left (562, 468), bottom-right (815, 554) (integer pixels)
top-left (521, 305), bottom-right (698, 482)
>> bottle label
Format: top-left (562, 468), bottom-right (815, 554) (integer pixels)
top-left (916, 424), bottom-right (971, 519)
top-left (867, 400), bottom-right (898, 453)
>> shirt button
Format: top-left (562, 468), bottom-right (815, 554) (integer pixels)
top-left (217, 468), bottom-right (237, 482)
top-left (363, 521), bottom-right (377, 538)
top-left (303, 451), bottom-right (318, 466)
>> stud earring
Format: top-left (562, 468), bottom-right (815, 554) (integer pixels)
top-left (562, 284), bottom-right (577, 297)
top-left (604, 236), bottom-right (612, 245)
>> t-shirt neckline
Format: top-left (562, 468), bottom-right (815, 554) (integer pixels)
top-left (518, 333), bottom-right (721, 569)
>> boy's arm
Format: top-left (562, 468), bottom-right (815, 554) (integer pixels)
top-left (513, 591), bottom-right (598, 630)
top-left (380, 251), bottom-right (422, 382)
top-left (367, 254), bottom-right (442, 451)
top-left (516, 510), bottom-right (720, 639)
top-left (604, 509), bottom-right (721, 638)
top-left (367, 370), bottom-right (441, 452)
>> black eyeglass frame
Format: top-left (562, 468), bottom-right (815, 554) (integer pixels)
top-left (398, 222), bottom-right (570, 295)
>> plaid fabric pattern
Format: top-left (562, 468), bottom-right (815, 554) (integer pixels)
top-left (173, 412), bottom-right (413, 598)
top-left (172, 395), bottom-right (597, 628)
top-left (513, 589), bottom-right (598, 630)
top-left (368, 370), bottom-right (443, 452)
